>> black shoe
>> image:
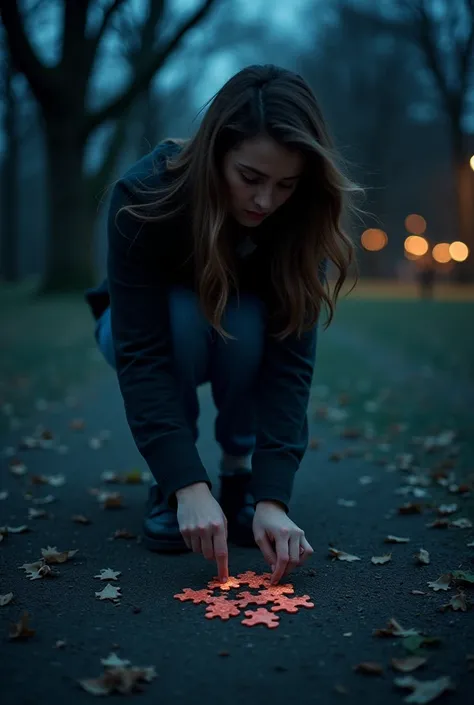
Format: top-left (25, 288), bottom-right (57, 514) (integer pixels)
top-left (142, 484), bottom-right (190, 553)
top-left (218, 473), bottom-right (256, 547)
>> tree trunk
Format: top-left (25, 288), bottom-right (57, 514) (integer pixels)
top-left (451, 128), bottom-right (474, 282)
top-left (40, 120), bottom-right (96, 292)
top-left (0, 54), bottom-right (20, 282)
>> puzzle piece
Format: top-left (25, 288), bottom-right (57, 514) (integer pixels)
top-left (205, 597), bottom-right (241, 620)
top-left (258, 582), bottom-right (295, 599)
top-left (235, 571), bottom-right (272, 588)
top-left (207, 576), bottom-right (241, 591)
top-left (235, 590), bottom-right (273, 608)
top-left (241, 608), bottom-right (280, 629)
top-left (173, 588), bottom-right (214, 604)
top-left (270, 595), bottom-right (315, 613)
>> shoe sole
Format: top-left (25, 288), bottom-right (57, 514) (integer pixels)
top-left (142, 533), bottom-right (191, 553)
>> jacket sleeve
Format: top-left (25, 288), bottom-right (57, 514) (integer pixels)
top-left (107, 177), bottom-right (211, 507)
top-left (250, 259), bottom-right (328, 513)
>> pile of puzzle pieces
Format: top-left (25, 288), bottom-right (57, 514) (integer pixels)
top-left (174, 571), bottom-right (314, 628)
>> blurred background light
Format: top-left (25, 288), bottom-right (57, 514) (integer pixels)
top-left (361, 228), bottom-right (388, 252)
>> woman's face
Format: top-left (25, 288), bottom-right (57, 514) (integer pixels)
top-left (222, 134), bottom-right (304, 228)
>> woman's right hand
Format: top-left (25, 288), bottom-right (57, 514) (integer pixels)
top-left (176, 482), bottom-right (229, 581)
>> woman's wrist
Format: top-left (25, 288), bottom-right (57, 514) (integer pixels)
top-left (175, 482), bottom-right (210, 501)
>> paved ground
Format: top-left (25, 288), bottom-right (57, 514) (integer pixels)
top-left (1, 366), bottom-right (473, 705)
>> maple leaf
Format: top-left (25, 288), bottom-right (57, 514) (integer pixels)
top-left (95, 584), bottom-right (121, 602)
top-left (94, 568), bottom-right (122, 581)
top-left (235, 590), bottom-right (272, 608)
top-left (427, 574), bottom-right (452, 591)
top-left (241, 608), bottom-right (280, 629)
top-left (385, 535), bottom-right (410, 543)
top-left (207, 576), bottom-right (241, 591)
top-left (329, 547), bottom-right (361, 562)
top-left (41, 546), bottom-right (78, 564)
top-left (371, 553), bottom-right (392, 565)
top-left (205, 599), bottom-right (241, 620)
top-left (394, 675), bottom-right (455, 703)
top-left (9, 611), bottom-right (35, 640)
top-left (0, 592), bottom-right (14, 606)
top-left (391, 656), bottom-right (428, 673)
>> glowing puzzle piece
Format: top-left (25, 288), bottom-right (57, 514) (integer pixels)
top-left (235, 590), bottom-right (272, 608)
top-left (241, 608), bottom-right (280, 629)
top-left (207, 576), bottom-right (241, 591)
top-left (270, 595), bottom-right (315, 613)
top-left (258, 582), bottom-right (295, 599)
top-left (235, 571), bottom-right (272, 588)
top-left (173, 588), bottom-right (214, 604)
top-left (205, 597), bottom-right (241, 620)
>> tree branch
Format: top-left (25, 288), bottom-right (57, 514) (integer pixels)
top-left (83, 0), bottom-right (217, 137)
top-left (0, 0), bottom-right (56, 105)
top-left (91, 0), bottom-right (129, 52)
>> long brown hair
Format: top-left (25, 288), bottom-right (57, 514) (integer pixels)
top-left (119, 64), bottom-right (362, 340)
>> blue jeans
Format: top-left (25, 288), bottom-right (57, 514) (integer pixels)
top-left (95, 286), bottom-right (265, 457)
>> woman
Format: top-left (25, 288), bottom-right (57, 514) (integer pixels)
top-left (85, 63), bottom-right (360, 586)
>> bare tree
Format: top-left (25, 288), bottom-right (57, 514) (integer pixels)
top-left (0, 0), bottom-right (219, 292)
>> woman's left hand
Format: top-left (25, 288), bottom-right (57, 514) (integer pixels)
top-left (252, 500), bottom-right (314, 584)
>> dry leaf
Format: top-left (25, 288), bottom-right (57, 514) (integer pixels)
top-left (19, 559), bottom-right (54, 580)
top-left (415, 549), bottom-right (430, 565)
top-left (449, 518), bottom-right (472, 529)
top-left (101, 652), bottom-right (131, 669)
top-left (0, 592), bottom-right (14, 606)
top-left (9, 459), bottom-right (27, 476)
top-left (398, 502), bottom-right (424, 515)
top-left (437, 503), bottom-right (458, 515)
top-left (28, 508), bottom-right (49, 519)
top-left (427, 574), bottom-right (452, 591)
top-left (439, 590), bottom-right (470, 613)
top-left (373, 618), bottom-right (419, 638)
top-left (426, 518), bottom-right (450, 529)
top-left (94, 568), bottom-right (122, 581)
top-left (41, 546), bottom-right (78, 564)
top-left (329, 547), bottom-right (361, 562)
top-left (391, 656), bottom-right (428, 673)
top-left (394, 675), bottom-right (454, 703)
top-left (371, 553), bottom-right (392, 565)
top-left (72, 514), bottom-right (91, 524)
top-left (411, 590), bottom-right (427, 595)
top-left (78, 664), bottom-right (156, 695)
top-left (31, 494), bottom-right (55, 505)
top-left (385, 535), bottom-right (410, 543)
top-left (0, 525), bottom-right (29, 536)
top-left (9, 611), bottom-right (35, 640)
top-left (55, 640), bottom-right (67, 648)
top-left (354, 661), bottom-right (383, 675)
top-left (112, 529), bottom-right (136, 540)
top-left (95, 584), bottom-right (121, 602)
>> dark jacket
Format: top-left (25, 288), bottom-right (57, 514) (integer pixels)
top-left (85, 140), bottom-right (325, 511)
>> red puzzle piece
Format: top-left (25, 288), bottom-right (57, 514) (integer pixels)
top-left (173, 588), bottom-right (214, 604)
top-left (270, 595), bottom-right (315, 613)
top-left (207, 576), bottom-right (241, 591)
top-left (241, 608), bottom-right (280, 629)
top-left (258, 583), bottom-right (295, 600)
top-left (205, 597), bottom-right (241, 620)
top-left (235, 590), bottom-right (272, 608)
top-left (235, 571), bottom-right (272, 588)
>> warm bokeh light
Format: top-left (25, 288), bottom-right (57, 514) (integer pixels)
top-left (404, 235), bottom-right (428, 257)
top-left (404, 214), bottom-right (427, 234)
top-left (470, 155), bottom-right (474, 171)
top-left (449, 241), bottom-right (469, 262)
top-left (361, 228), bottom-right (388, 251)
top-left (432, 243), bottom-right (451, 263)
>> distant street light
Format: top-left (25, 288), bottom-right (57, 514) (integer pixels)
top-left (470, 155), bottom-right (474, 171)
top-left (432, 243), bottom-right (451, 263)
top-left (449, 241), bottom-right (469, 262)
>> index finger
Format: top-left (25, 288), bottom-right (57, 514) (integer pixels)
top-left (213, 530), bottom-right (229, 582)
top-left (271, 538), bottom-right (289, 585)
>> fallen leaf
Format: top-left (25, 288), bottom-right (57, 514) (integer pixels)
top-left (9, 459), bottom-right (27, 476)
top-left (411, 590), bottom-right (427, 595)
top-left (414, 549), bottom-right (430, 565)
top-left (72, 514), bottom-right (91, 524)
top-left (19, 560), bottom-right (54, 580)
top-left (28, 508), bottom-right (49, 519)
top-left (112, 529), bottom-right (137, 540)
top-left (398, 502), bottom-right (424, 515)
top-left (354, 661), bottom-right (383, 675)
top-left (55, 640), bottom-right (67, 648)
top-left (385, 535), bottom-right (411, 543)
top-left (437, 503), bottom-right (458, 515)
top-left (78, 662), bottom-right (156, 695)
top-left (101, 652), bottom-right (131, 669)
top-left (449, 517), bottom-right (472, 529)
top-left (94, 568), bottom-right (122, 582)
top-left (31, 494), bottom-right (55, 505)
top-left (451, 570), bottom-right (474, 585)
top-left (427, 574), bottom-right (452, 592)
top-left (439, 590), bottom-right (470, 613)
top-left (403, 635), bottom-right (442, 653)
top-left (329, 547), bottom-right (361, 562)
top-left (0, 592), bottom-right (14, 606)
top-left (95, 584), bottom-right (121, 602)
top-left (426, 518), bottom-right (450, 529)
top-left (373, 618), bottom-right (420, 638)
top-left (9, 611), bottom-right (35, 640)
top-left (393, 675), bottom-right (455, 703)
top-left (0, 525), bottom-right (29, 536)
top-left (41, 546), bottom-right (78, 564)
top-left (391, 656), bottom-right (428, 673)
top-left (371, 553), bottom-right (392, 565)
